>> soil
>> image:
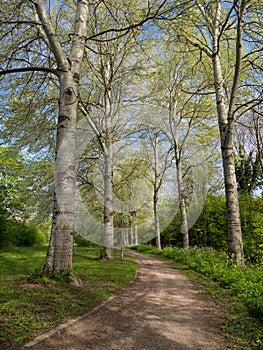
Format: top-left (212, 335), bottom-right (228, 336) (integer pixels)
top-left (23, 250), bottom-right (231, 350)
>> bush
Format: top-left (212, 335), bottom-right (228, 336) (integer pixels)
top-left (0, 219), bottom-right (46, 248)
top-left (74, 234), bottom-right (94, 247)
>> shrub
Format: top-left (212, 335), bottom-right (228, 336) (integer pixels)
top-left (74, 234), bottom-right (94, 247)
top-left (0, 219), bottom-right (46, 248)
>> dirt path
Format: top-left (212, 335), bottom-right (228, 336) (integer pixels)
top-left (24, 250), bottom-right (230, 350)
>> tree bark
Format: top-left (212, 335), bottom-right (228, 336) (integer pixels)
top-left (104, 140), bottom-right (115, 259)
top-left (176, 154), bottom-right (189, 248)
top-left (169, 104), bottom-right (189, 249)
top-left (212, 1), bottom-right (244, 266)
top-left (153, 134), bottom-right (162, 250)
top-left (103, 58), bottom-right (115, 260)
top-left (44, 72), bottom-right (77, 273)
top-left (33, 0), bottom-right (89, 274)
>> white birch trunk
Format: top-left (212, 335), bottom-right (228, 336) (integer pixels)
top-left (176, 152), bottom-right (189, 249)
top-left (33, 0), bottom-right (89, 273)
top-left (153, 134), bottom-right (161, 250)
top-left (212, 1), bottom-right (244, 266)
top-left (169, 106), bottom-right (189, 248)
top-left (134, 224), bottom-right (138, 246)
top-left (103, 58), bottom-right (115, 260)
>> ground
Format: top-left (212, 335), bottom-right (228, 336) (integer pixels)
top-left (23, 250), bottom-right (231, 350)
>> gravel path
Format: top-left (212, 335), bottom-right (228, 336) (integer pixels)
top-left (24, 250), bottom-right (230, 350)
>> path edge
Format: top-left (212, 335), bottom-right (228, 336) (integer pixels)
top-left (23, 251), bottom-right (139, 348)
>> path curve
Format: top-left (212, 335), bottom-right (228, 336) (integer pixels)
top-left (24, 250), bottom-right (230, 350)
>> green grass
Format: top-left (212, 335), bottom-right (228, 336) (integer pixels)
top-left (134, 245), bottom-right (263, 350)
top-left (0, 246), bottom-right (136, 349)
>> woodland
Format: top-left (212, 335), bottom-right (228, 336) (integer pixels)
top-left (0, 0), bottom-right (263, 269)
top-left (0, 2), bottom-right (263, 348)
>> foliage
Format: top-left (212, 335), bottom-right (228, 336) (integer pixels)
top-left (235, 143), bottom-right (263, 195)
top-left (160, 211), bottom-right (182, 247)
top-left (0, 219), bottom-right (46, 248)
top-left (0, 246), bottom-right (136, 347)
top-left (239, 193), bottom-right (263, 264)
top-left (189, 194), bottom-right (228, 251)
top-left (135, 245), bottom-right (263, 323)
top-left (0, 146), bottom-right (28, 218)
top-left (0, 146), bottom-right (51, 248)
top-left (74, 234), bottom-right (94, 247)
top-left (163, 194), bottom-right (263, 263)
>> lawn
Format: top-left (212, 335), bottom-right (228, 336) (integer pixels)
top-left (0, 246), bottom-right (136, 349)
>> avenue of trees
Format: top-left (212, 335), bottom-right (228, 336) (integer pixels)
top-left (0, 0), bottom-right (263, 273)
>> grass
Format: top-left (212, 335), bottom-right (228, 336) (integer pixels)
top-left (134, 245), bottom-right (263, 350)
top-left (1, 244), bottom-right (262, 349)
top-left (0, 246), bottom-right (136, 349)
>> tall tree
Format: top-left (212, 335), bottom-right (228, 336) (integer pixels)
top-left (1, 0), bottom-right (173, 269)
top-left (34, 0), bottom-right (89, 274)
top-left (1, 1), bottom-right (89, 274)
top-left (143, 36), bottom-right (215, 249)
top-left (142, 128), bottom-right (173, 250)
top-left (169, 0), bottom-right (263, 265)
top-left (78, 3), bottom-right (142, 259)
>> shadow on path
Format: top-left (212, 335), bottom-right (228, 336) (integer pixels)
top-left (24, 250), bottom-right (230, 350)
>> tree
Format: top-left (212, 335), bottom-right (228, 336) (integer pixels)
top-left (234, 143), bottom-right (262, 195)
top-left (76, 0), bottom-right (182, 257)
top-left (0, 146), bottom-right (28, 219)
top-left (78, 3), bottom-right (144, 258)
top-left (141, 128), bottom-right (173, 250)
top-left (234, 107), bottom-right (263, 194)
top-left (0, 146), bottom-right (49, 247)
top-left (1, 1), bottom-right (89, 274)
top-left (1, 0), bottom-right (170, 269)
top-left (169, 0), bottom-right (263, 265)
top-left (142, 35), bottom-right (216, 249)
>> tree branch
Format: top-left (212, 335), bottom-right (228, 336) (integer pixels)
top-left (0, 67), bottom-right (58, 76)
top-left (228, 0), bottom-right (247, 121)
top-left (31, 0), bottom-right (68, 70)
top-left (86, 0), bottom-right (170, 41)
top-left (0, 20), bottom-right (42, 25)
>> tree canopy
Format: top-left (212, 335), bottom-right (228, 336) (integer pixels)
top-left (0, 0), bottom-right (262, 270)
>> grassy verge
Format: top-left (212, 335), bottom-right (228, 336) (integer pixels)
top-left (0, 246), bottom-right (136, 349)
top-left (134, 245), bottom-right (263, 350)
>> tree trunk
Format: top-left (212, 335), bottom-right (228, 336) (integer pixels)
top-left (104, 143), bottom-right (114, 259)
top-left (212, 1), bottom-right (244, 266)
top-left (103, 59), bottom-right (115, 260)
top-left (176, 157), bottom-right (189, 248)
top-left (154, 190), bottom-right (161, 250)
top-left (153, 134), bottom-right (161, 250)
top-left (44, 73), bottom-right (77, 273)
top-left (134, 224), bottom-right (138, 246)
top-left (169, 99), bottom-right (189, 248)
top-left (170, 114), bottom-right (189, 248)
top-left (34, 0), bottom-right (89, 274)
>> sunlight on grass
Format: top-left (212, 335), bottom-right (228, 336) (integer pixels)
top-left (0, 246), bottom-right (136, 348)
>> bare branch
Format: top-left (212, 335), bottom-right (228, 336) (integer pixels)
top-left (86, 0), bottom-right (171, 41)
top-left (0, 20), bottom-right (42, 25)
top-left (0, 67), bottom-right (58, 76)
top-left (228, 0), bottom-right (248, 121)
top-left (32, 0), bottom-right (68, 70)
